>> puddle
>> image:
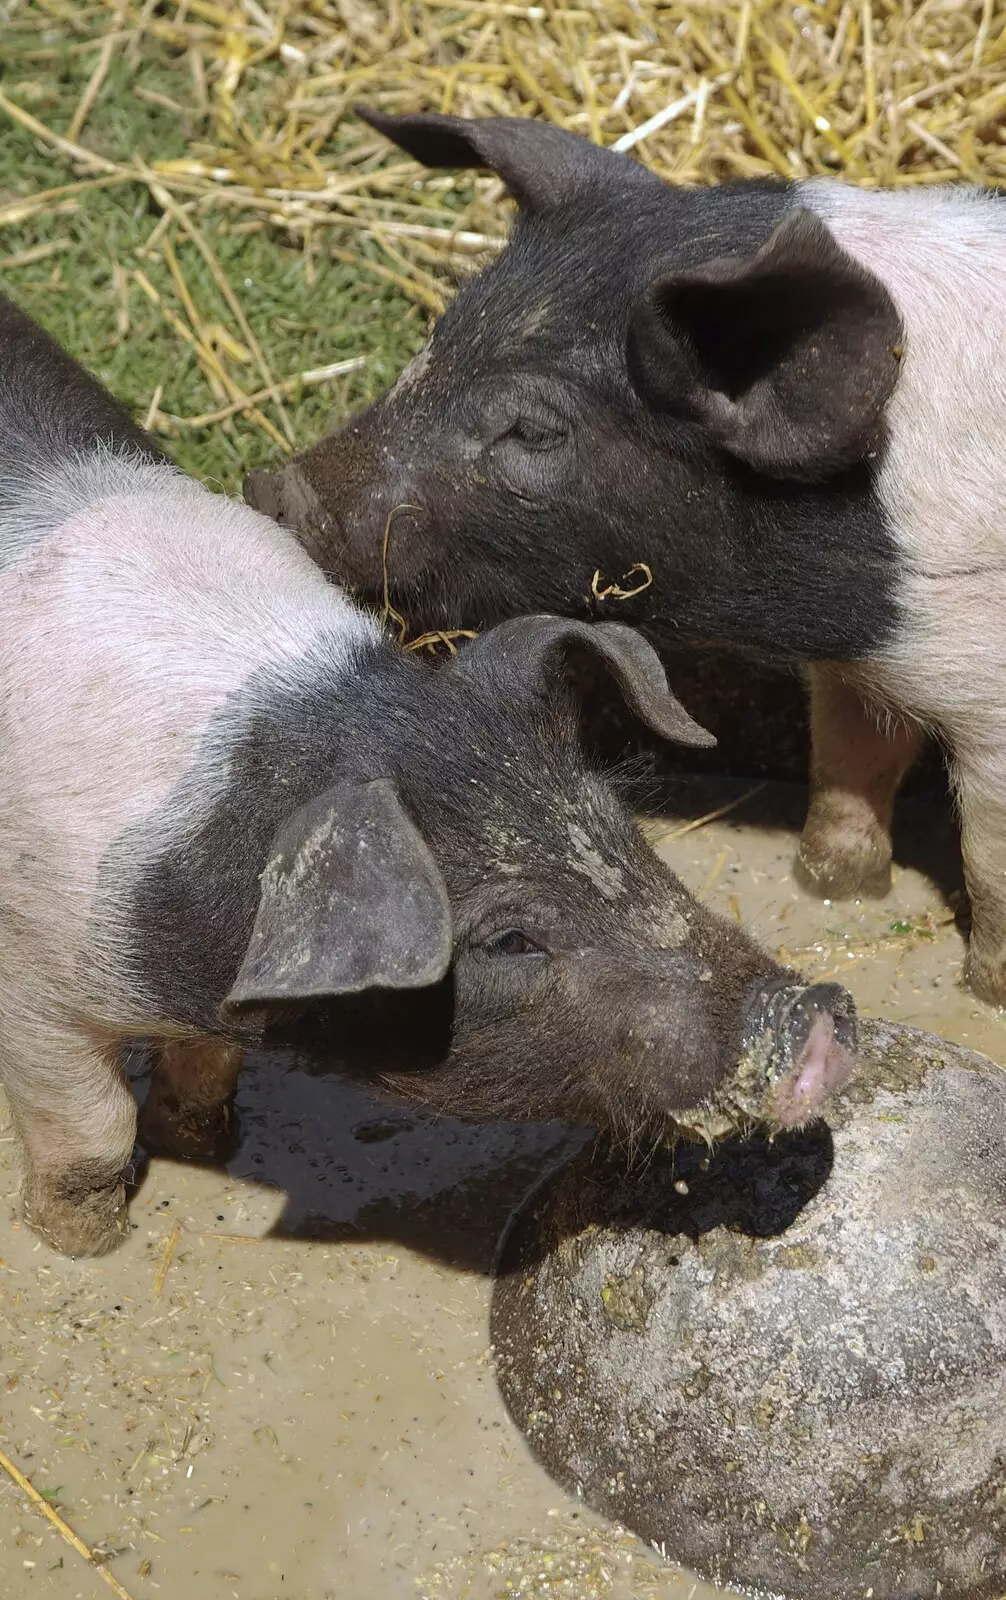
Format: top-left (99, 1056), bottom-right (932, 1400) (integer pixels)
top-left (0, 779), bottom-right (999, 1600)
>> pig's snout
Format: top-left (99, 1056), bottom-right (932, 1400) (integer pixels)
top-left (245, 451), bottom-right (432, 597)
top-left (243, 466), bottom-right (283, 521)
top-left (244, 465), bottom-right (338, 566)
top-left (743, 979), bottom-right (857, 1130)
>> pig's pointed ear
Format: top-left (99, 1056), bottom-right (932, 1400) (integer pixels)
top-left (629, 208), bottom-right (904, 481)
top-left (461, 616), bottom-right (715, 749)
top-left (220, 779), bottom-right (452, 1017)
top-left (355, 105), bottom-right (653, 213)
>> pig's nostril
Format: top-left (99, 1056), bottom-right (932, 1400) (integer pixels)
top-left (747, 979), bottom-right (858, 1129)
top-left (748, 979), bottom-right (856, 1054)
top-left (785, 980), bottom-right (856, 1052)
top-left (774, 1012), bottom-right (856, 1128)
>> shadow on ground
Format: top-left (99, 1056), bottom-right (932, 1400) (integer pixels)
top-left (128, 1050), bottom-right (584, 1275)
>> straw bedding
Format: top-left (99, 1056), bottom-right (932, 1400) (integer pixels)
top-left (2, 0), bottom-right (1004, 480)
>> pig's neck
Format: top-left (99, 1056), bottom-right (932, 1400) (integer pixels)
top-left (650, 458), bottom-right (900, 662)
top-left (800, 179), bottom-right (1006, 574)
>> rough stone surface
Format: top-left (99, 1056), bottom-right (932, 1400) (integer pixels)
top-left (491, 1019), bottom-right (1006, 1600)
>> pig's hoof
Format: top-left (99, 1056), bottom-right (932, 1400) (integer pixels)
top-left (794, 834), bottom-right (892, 899)
top-left (21, 1172), bottom-right (128, 1258)
top-left (138, 1092), bottom-right (236, 1163)
top-left (963, 945), bottom-right (1006, 1007)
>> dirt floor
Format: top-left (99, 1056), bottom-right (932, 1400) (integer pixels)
top-left (0, 777), bottom-right (998, 1600)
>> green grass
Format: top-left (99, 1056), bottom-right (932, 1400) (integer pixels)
top-left (0, 19), bottom-right (428, 493)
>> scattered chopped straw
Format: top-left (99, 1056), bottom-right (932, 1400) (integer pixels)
top-left (659, 782), bottom-right (768, 841)
top-left (380, 502), bottom-right (421, 643)
top-left (0, 1441), bottom-right (137, 1600)
top-left (176, 356), bottom-right (366, 429)
top-left (152, 1219), bottom-right (183, 1299)
top-left (405, 628), bottom-right (480, 656)
top-left (141, 381), bottom-right (163, 433)
top-left (590, 563), bottom-right (654, 603)
top-left (133, 266), bottom-right (290, 452)
top-left (377, 503), bottom-right (478, 654)
top-left (0, 238), bottom-right (74, 270)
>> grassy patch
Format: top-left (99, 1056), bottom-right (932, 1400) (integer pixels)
top-left (0, 0), bottom-right (999, 493)
top-left (0, 14), bottom-right (428, 492)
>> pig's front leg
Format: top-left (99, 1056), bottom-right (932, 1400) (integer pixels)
top-left (797, 665), bottom-right (924, 899)
top-left (139, 1039), bottom-right (243, 1162)
top-left (3, 1026), bottom-right (136, 1258)
top-left (953, 744), bottom-right (1006, 1006)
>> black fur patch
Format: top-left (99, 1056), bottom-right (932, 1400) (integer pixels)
top-left (126, 638), bottom-right (495, 1031)
top-left (0, 293), bottom-right (162, 480)
top-left (124, 631), bottom-right (817, 1133)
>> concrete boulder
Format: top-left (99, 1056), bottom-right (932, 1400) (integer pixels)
top-left (492, 1020), bottom-right (1006, 1600)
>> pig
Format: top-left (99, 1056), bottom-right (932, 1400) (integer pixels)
top-left (0, 292), bottom-right (858, 1259)
top-left (245, 109), bottom-right (1006, 1005)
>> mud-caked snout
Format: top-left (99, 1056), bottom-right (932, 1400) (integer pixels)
top-left (244, 462), bottom-right (344, 572)
top-left (244, 405), bottom-right (433, 598)
top-left (742, 978), bottom-right (858, 1130)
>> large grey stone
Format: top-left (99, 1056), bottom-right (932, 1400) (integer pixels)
top-left (491, 1020), bottom-right (1006, 1599)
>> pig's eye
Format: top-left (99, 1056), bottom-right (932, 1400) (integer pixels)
top-left (503, 416), bottom-right (566, 452)
top-left (482, 928), bottom-right (548, 959)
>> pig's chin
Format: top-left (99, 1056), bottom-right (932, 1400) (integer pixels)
top-left (665, 1011), bottom-right (857, 1145)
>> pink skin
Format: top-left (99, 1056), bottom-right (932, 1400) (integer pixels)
top-left (772, 1015), bottom-right (856, 1130)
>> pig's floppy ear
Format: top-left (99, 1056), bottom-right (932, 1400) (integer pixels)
top-left (460, 615), bottom-right (715, 749)
top-left (629, 208), bottom-right (903, 481)
top-left (220, 778), bottom-right (452, 1016)
top-left (355, 106), bottom-right (656, 213)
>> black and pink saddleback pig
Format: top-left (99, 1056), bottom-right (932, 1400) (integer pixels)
top-left (0, 294), bottom-right (856, 1259)
top-left (245, 110), bottom-right (1006, 1003)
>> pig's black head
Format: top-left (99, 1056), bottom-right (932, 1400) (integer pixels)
top-left (213, 618), bottom-right (855, 1141)
top-left (245, 111), bottom-right (903, 660)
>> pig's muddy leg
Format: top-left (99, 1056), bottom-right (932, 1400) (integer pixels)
top-left (798, 665), bottom-right (924, 898)
top-left (1, 1026), bottom-right (136, 1257)
top-left (139, 1039), bottom-right (243, 1162)
top-left (952, 746), bottom-right (1006, 1005)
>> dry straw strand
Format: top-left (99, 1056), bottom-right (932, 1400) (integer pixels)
top-left (152, 1219), bottom-right (183, 1299)
top-left (661, 784), bottom-right (768, 842)
top-left (0, 1442), bottom-right (137, 1600)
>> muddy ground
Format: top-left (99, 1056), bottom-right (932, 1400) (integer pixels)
top-left (0, 777), bottom-right (998, 1600)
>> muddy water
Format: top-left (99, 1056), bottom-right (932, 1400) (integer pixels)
top-left (0, 780), bottom-right (999, 1600)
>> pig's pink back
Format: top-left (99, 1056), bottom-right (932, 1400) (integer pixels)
top-left (0, 464), bottom-right (377, 990)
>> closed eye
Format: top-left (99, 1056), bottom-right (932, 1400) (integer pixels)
top-left (482, 928), bottom-right (549, 958)
top-left (503, 416), bottom-right (567, 451)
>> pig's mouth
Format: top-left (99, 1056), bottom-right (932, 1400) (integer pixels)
top-left (671, 980), bottom-right (857, 1143)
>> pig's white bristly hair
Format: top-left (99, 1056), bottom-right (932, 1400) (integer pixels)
top-left (799, 180), bottom-right (1006, 726)
top-left (0, 436), bottom-right (384, 1048)
top-left (0, 438), bottom-right (379, 670)
top-left (0, 442), bottom-right (190, 564)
